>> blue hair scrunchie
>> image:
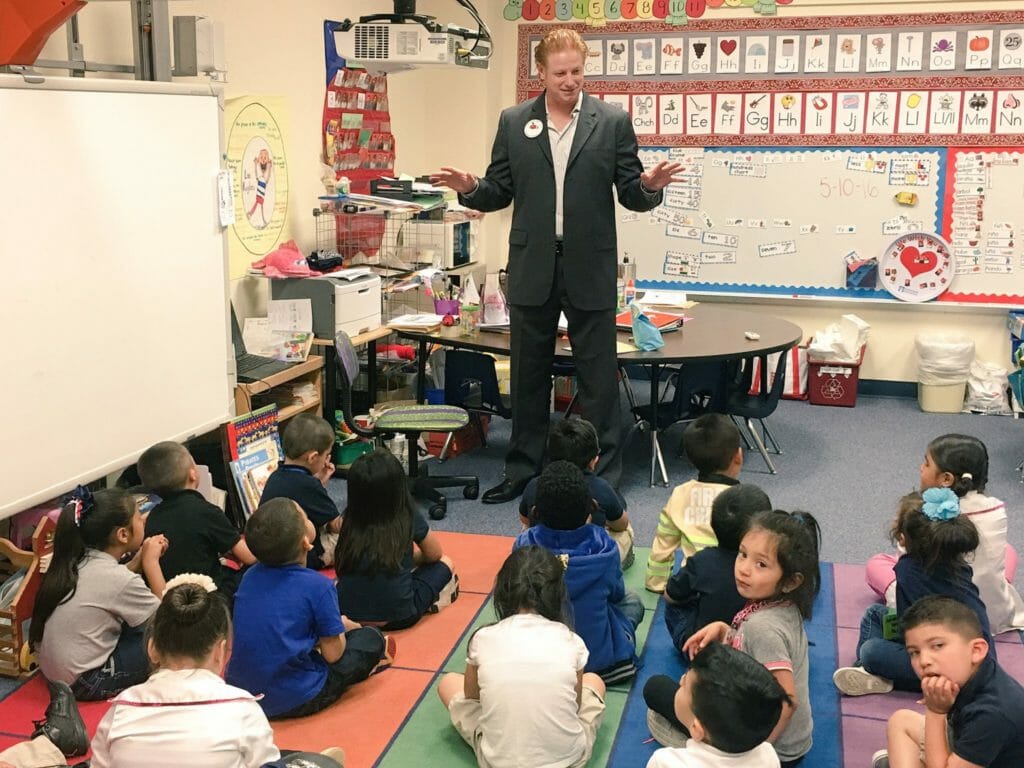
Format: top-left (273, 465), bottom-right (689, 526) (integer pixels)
top-left (922, 487), bottom-right (960, 522)
top-left (67, 485), bottom-right (95, 527)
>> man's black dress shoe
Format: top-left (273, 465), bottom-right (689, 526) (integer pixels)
top-left (482, 478), bottom-right (529, 504)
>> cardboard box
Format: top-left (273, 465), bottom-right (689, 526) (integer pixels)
top-left (808, 344), bottom-right (865, 407)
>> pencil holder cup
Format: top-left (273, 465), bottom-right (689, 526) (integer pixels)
top-left (434, 299), bottom-right (460, 316)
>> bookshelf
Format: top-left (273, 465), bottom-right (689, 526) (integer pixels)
top-left (233, 355), bottom-right (324, 422)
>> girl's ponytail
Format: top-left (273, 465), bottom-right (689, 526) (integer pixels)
top-left (897, 490), bottom-right (979, 574)
top-left (30, 487), bottom-right (136, 649)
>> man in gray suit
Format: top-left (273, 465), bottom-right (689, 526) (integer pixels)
top-left (433, 29), bottom-right (682, 504)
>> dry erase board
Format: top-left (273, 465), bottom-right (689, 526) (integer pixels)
top-left (619, 146), bottom-right (1024, 303)
top-left (0, 76), bottom-right (232, 518)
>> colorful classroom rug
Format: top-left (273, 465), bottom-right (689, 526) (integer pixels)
top-left (3, 536), bottom-right (1023, 768)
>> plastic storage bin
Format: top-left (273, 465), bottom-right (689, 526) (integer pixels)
top-left (808, 345), bottom-right (865, 407)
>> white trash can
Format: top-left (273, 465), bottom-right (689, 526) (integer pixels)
top-left (915, 333), bottom-right (974, 414)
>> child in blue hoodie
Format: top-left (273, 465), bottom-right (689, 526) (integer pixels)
top-left (514, 461), bottom-right (645, 684)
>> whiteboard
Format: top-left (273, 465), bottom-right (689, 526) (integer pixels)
top-left (0, 75), bottom-right (232, 519)
top-left (621, 146), bottom-right (1024, 303)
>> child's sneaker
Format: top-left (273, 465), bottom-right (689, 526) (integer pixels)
top-left (371, 634), bottom-right (397, 675)
top-left (833, 666), bottom-right (894, 696)
top-left (871, 749), bottom-right (889, 768)
top-left (321, 746), bottom-right (346, 766)
top-left (429, 573), bottom-right (459, 613)
top-left (646, 709), bottom-right (689, 749)
top-left (621, 544), bottom-right (635, 570)
top-left (31, 680), bottom-right (89, 757)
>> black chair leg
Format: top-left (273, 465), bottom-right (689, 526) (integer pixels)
top-left (406, 435), bottom-right (480, 520)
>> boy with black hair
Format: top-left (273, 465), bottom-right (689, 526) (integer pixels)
top-left (259, 413), bottom-right (343, 569)
top-left (514, 460), bottom-right (644, 684)
top-left (139, 441), bottom-right (255, 599)
top-left (519, 418), bottom-right (636, 569)
top-left (226, 498), bottom-right (391, 719)
top-left (646, 642), bottom-right (788, 767)
top-left (874, 595), bottom-right (1024, 768)
top-left (663, 484), bottom-right (772, 652)
top-left (646, 414), bottom-right (743, 592)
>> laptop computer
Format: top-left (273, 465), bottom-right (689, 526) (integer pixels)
top-left (230, 305), bottom-right (295, 383)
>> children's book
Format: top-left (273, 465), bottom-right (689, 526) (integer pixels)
top-left (615, 308), bottom-right (687, 332)
top-left (229, 446), bottom-right (276, 520)
top-left (225, 405), bottom-right (282, 461)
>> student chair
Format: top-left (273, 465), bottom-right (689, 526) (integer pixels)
top-left (721, 351), bottom-right (789, 474)
top-left (440, 350), bottom-right (513, 461)
top-left (629, 360), bottom-right (730, 486)
top-left (335, 331), bottom-right (478, 520)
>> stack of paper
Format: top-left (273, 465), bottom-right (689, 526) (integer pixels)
top-left (387, 313), bottom-right (444, 332)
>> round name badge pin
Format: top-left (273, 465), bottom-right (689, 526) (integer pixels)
top-left (524, 119), bottom-right (543, 138)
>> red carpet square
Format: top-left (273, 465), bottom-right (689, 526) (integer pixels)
top-left (432, 532), bottom-right (513, 594)
top-left (271, 668), bottom-right (434, 764)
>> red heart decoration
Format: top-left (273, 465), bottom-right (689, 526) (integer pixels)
top-left (720, 39), bottom-right (737, 56)
top-left (899, 245), bottom-right (937, 278)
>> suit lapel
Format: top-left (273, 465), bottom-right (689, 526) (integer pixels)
top-left (529, 95), bottom-right (553, 168)
top-left (567, 93), bottom-right (598, 171)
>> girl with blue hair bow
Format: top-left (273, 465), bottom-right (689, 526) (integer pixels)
top-left (834, 489), bottom-right (993, 696)
top-left (867, 434), bottom-right (1024, 635)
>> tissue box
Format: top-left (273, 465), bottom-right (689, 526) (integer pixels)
top-left (808, 343), bottom-right (866, 407)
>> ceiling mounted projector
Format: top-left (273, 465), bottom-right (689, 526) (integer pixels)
top-left (335, 0), bottom-right (491, 74)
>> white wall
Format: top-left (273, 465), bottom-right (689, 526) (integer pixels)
top-left (39, 0), bottom-right (1021, 381)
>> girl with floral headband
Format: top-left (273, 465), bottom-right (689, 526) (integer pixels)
top-left (867, 433), bottom-right (1024, 634)
top-left (31, 487), bottom-right (168, 700)
top-left (834, 489), bottom-right (993, 697)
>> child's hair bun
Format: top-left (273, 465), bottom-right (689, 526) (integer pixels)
top-left (163, 574), bottom-right (217, 624)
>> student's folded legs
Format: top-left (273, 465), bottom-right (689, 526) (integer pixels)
top-left (271, 627), bottom-right (387, 719)
top-left (70, 623), bottom-right (149, 701)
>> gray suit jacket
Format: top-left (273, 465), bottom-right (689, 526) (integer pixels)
top-left (461, 93), bottom-right (662, 311)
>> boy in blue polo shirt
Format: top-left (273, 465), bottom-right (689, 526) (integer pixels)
top-left (226, 498), bottom-right (392, 719)
top-left (875, 595), bottom-right (1024, 768)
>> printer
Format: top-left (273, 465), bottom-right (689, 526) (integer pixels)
top-left (270, 273), bottom-right (382, 339)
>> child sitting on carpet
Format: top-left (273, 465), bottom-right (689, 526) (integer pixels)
top-left (662, 484), bottom-right (772, 653)
top-left (646, 509), bottom-right (821, 767)
top-left (874, 595), bottom-right (1024, 768)
top-left (515, 460), bottom-right (645, 684)
top-left (646, 414), bottom-right (743, 592)
top-left (834, 490), bottom-right (992, 697)
top-left (259, 413), bottom-right (343, 569)
top-left (32, 487), bottom-right (167, 700)
top-left (437, 545), bottom-right (607, 768)
top-left (138, 441), bottom-right (255, 602)
top-left (866, 433), bottom-right (1024, 634)
top-left (519, 418), bottom-right (635, 569)
top-left (646, 642), bottom-right (789, 768)
top-left (91, 576), bottom-right (344, 768)
top-left (226, 498), bottom-right (391, 719)
top-left (335, 449), bottom-right (458, 629)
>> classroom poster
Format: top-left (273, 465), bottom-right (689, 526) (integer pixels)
top-left (224, 96), bottom-right (291, 279)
